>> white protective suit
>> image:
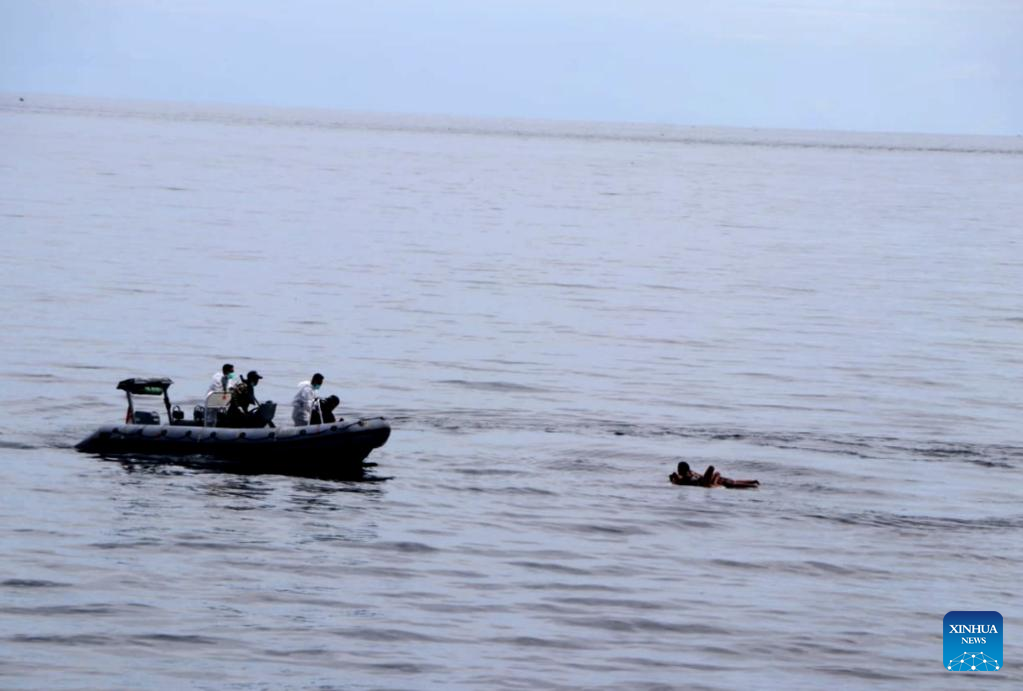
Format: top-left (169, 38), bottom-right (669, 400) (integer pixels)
top-left (207, 371), bottom-right (239, 395)
top-left (292, 380), bottom-right (318, 426)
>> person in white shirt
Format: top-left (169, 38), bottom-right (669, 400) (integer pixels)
top-left (291, 373), bottom-right (324, 426)
top-left (207, 363), bottom-right (238, 395)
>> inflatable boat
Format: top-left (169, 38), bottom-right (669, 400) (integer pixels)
top-left (75, 378), bottom-right (391, 471)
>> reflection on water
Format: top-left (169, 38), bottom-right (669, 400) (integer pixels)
top-left (104, 454), bottom-right (390, 484)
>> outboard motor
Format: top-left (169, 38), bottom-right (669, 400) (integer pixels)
top-left (256, 401), bottom-right (277, 426)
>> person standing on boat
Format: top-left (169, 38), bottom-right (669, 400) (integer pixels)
top-left (292, 373), bottom-right (324, 426)
top-left (207, 363), bottom-right (238, 394)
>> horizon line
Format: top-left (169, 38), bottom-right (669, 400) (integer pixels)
top-left (3, 90), bottom-right (1021, 149)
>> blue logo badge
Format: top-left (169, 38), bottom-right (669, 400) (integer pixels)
top-left (944, 611), bottom-right (1002, 672)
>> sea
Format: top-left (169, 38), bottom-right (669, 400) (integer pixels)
top-left (1, 94), bottom-right (1021, 690)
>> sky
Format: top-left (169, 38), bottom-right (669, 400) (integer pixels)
top-left (1, 0), bottom-right (1021, 135)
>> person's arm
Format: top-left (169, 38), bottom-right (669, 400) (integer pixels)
top-left (700, 467), bottom-right (716, 486)
top-left (300, 386), bottom-right (315, 412)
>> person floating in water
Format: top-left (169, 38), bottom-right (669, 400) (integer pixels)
top-left (669, 461), bottom-right (759, 489)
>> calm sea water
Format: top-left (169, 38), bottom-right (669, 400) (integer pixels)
top-left (1, 95), bottom-right (1021, 689)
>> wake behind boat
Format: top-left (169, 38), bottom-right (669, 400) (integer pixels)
top-left (75, 377), bottom-right (391, 471)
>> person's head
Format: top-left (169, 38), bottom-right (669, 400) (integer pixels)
top-left (677, 461), bottom-right (690, 475)
top-left (311, 373), bottom-right (324, 389)
top-left (321, 394), bottom-right (340, 412)
top-left (222, 363), bottom-right (235, 377)
top-left (246, 370), bottom-right (263, 386)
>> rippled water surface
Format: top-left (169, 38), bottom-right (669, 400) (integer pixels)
top-left (1, 95), bottom-right (1022, 689)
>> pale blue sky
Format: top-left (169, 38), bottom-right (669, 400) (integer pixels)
top-left (1, 0), bottom-right (1020, 134)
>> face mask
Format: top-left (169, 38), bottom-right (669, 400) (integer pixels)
top-left (312, 384), bottom-right (321, 390)
top-left (227, 373), bottom-right (236, 380)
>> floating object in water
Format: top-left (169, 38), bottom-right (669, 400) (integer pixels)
top-left (669, 462), bottom-right (759, 489)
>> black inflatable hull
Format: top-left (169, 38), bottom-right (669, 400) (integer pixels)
top-left (75, 417), bottom-right (391, 470)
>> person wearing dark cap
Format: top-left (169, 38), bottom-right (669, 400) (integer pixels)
top-left (225, 370), bottom-right (264, 427)
top-left (669, 461), bottom-right (759, 489)
top-left (292, 373), bottom-right (324, 426)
